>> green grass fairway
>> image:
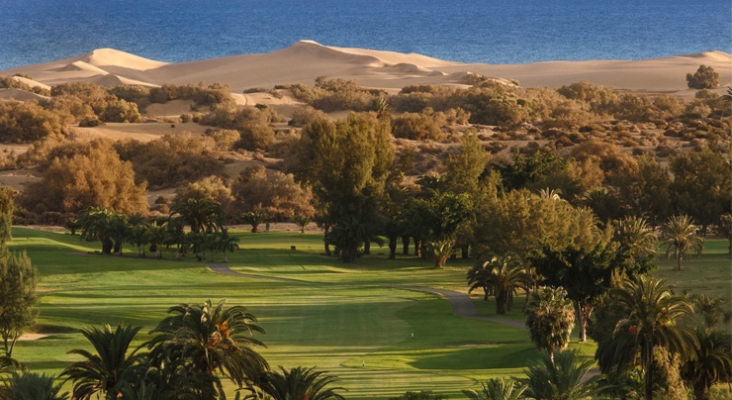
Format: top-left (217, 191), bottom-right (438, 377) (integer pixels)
top-left (6, 228), bottom-right (730, 398)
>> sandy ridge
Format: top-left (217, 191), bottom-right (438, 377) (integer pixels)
top-left (1, 41), bottom-right (729, 93)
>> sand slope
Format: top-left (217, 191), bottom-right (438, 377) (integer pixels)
top-left (1, 41), bottom-right (730, 93)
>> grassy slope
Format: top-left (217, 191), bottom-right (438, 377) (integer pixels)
top-left (7, 228), bottom-right (730, 398)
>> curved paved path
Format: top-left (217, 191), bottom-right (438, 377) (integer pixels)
top-left (207, 264), bottom-right (525, 330)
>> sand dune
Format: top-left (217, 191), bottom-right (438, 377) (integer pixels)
top-left (0, 88), bottom-right (50, 102)
top-left (1, 41), bottom-right (730, 94)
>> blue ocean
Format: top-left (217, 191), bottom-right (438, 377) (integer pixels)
top-left (0, 0), bottom-right (729, 71)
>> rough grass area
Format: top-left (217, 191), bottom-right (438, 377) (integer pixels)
top-left (7, 228), bottom-right (730, 398)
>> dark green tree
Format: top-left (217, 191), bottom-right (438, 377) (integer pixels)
top-left (146, 299), bottom-right (267, 399)
top-left (518, 350), bottom-right (597, 400)
top-left (686, 65), bottom-right (719, 89)
top-left (62, 324), bottom-right (144, 400)
top-left (525, 287), bottom-right (575, 361)
top-left (609, 276), bottom-right (697, 400)
top-left (252, 366), bottom-right (346, 400)
top-left (0, 372), bottom-right (69, 400)
top-left (0, 253), bottom-right (37, 362)
top-left (169, 198), bottom-right (225, 234)
top-left (670, 148), bottom-right (731, 235)
top-left (660, 215), bottom-right (704, 271)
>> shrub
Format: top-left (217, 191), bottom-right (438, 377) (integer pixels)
top-left (204, 129), bottom-right (240, 151)
top-left (99, 99), bottom-right (141, 123)
top-left (392, 108), bottom-right (448, 141)
top-left (230, 165), bottom-right (315, 221)
top-left (686, 65), bottom-right (719, 89)
top-left (0, 101), bottom-right (67, 142)
top-left (289, 106), bottom-right (329, 127)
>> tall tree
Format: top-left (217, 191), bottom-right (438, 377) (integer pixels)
top-left (525, 287), bottom-right (575, 361)
top-left (146, 299), bottom-right (267, 399)
top-left (62, 324), bottom-right (143, 400)
top-left (611, 155), bottom-right (672, 227)
top-left (0, 252), bottom-right (37, 362)
top-left (670, 148), bottom-right (731, 235)
top-left (405, 191), bottom-right (474, 268)
top-left (0, 187), bottom-right (14, 245)
top-left (660, 215), bottom-right (704, 271)
top-left (291, 113), bottom-right (393, 262)
top-left (610, 276), bottom-right (697, 400)
top-left (530, 242), bottom-right (615, 342)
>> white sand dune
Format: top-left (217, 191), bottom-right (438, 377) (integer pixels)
top-left (0, 88), bottom-right (50, 102)
top-left (11, 76), bottom-right (51, 90)
top-left (1, 41), bottom-right (730, 94)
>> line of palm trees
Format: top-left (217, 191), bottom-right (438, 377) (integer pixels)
top-left (73, 198), bottom-right (240, 262)
top-left (0, 300), bottom-right (346, 400)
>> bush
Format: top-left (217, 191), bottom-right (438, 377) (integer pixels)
top-left (99, 99), bottom-right (141, 123)
top-left (0, 101), bottom-right (67, 142)
top-left (686, 65), bottom-right (719, 89)
top-left (289, 106), bottom-right (329, 127)
top-left (205, 129), bottom-right (240, 150)
top-left (392, 108), bottom-right (448, 141)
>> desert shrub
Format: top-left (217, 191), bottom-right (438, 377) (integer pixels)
top-left (612, 94), bottom-right (660, 122)
top-left (109, 85), bottom-right (151, 110)
top-left (388, 92), bottom-right (432, 113)
top-left (557, 81), bottom-right (619, 115)
top-left (392, 108), bottom-right (448, 141)
top-left (686, 65), bottom-right (719, 89)
top-left (230, 165), bottom-right (315, 221)
top-left (78, 116), bottom-right (102, 127)
top-left (174, 175), bottom-right (234, 209)
top-left (199, 106), bottom-right (280, 151)
top-left (0, 75), bottom-right (51, 96)
top-left (306, 77), bottom-right (387, 112)
top-left (653, 94), bottom-right (684, 118)
top-left (570, 139), bottom-right (638, 180)
top-left (42, 94), bottom-right (94, 123)
top-left (274, 83), bottom-right (328, 103)
top-left (115, 134), bottom-right (223, 189)
top-left (99, 99), bottom-right (141, 122)
top-left (22, 139), bottom-right (147, 215)
top-left (0, 101), bottom-right (68, 142)
top-left (148, 82), bottom-right (234, 107)
top-left (51, 82), bottom-right (115, 114)
top-left (204, 129), bottom-right (240, 150)
top-left (289, 106), bottom-right (329, 127)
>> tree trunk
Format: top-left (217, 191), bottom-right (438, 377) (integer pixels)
top-left (507, 290), bottom-right (513, 311)
top-left (433, 254), bottom-right (446, 268)
top-left (251, 224), bottom-right (258, 233)
top-left (388, 237), bottom-right (397, 259)
top-left (323, 225), bottom-right (331, 256)
top-left (461, 244), bottom-right (469, 259)
top-left (496, 290), bottom-right (507, 314)
top-left (414, 238), bottom-right (422, 258)
top-left (693, 384), bottom-right (710, 400)
top-left (483, 286), bottom-right (489, 301)
top-left (676, 254), bottom-right (682, 270)
top-left (576, 302), bottom-right (587, 342)
top-left (402, 236), bottom-right (410, 255)
top-left (644, 340), bottom-right (654, 400)
top-left (363, 240), bottom-right (371, 255)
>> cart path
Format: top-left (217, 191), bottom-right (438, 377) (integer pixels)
top-left (207, 264), bottom-right (526, 330)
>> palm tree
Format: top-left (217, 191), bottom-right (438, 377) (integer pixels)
top-left (613, 216), bottom-right (657, 262)
top-left (0, 356), bottom-right (23, 375)
top-left (467, 261), bottom-right (492, 302)
top-left (62, 324), bottom-right (143, 400)
top-left (611, 276), bottom-right (697, 400)
top-left (525, 286), bottom-right (575, 362)
top-left (716, 213), bottom-right (731, 257)
top-left (462, 377), bottom-right (527, 400)
top-left (242, 209), bottom-right (269, 233)
top-left (471, 256), bottom-right (524, 314)
top-left (218, 229), bottom-right (239, 263)
top-left (0, 372), bottom-right (69, 400)
top-left (146, 299), bottom-right (268, 399)
top-left (681, 326), bottom-right (732, 400)
top-left (252, 366), bottom-right (346, 400)
top-left (660, 215), bottom-right (704, 270)
top-left (147, 224), bottom-right (167, 259)
top-left (680, 294), bottom-right (732, 400)
top-left (518, 350), bottom-right (597, 400)
top-left (292, 215), bottom-right (312, 234)
top-left (170, 198), bottom-right (225, 234)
